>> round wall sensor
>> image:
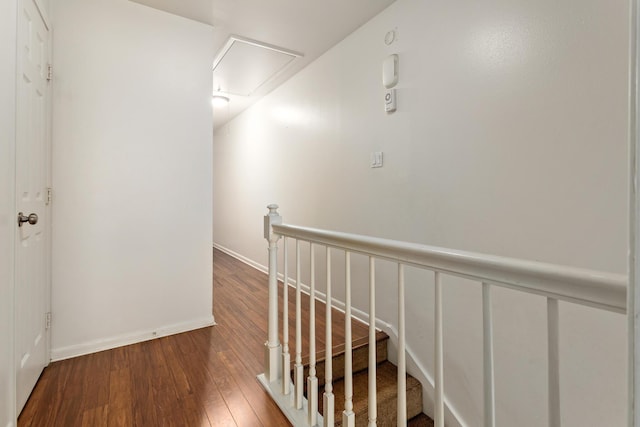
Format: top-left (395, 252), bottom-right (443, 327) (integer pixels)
top-left (384, 30), bottom-right (396, 46)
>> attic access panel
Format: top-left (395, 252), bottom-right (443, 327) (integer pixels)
top-left (213, 36), bottom-right (302, 97)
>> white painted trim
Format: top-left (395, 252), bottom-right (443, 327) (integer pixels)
top-left (214, 243), bottom-right (466, 427)
top-left (32, 0), bottom-right (50, 30)
top-left (43, 0), bottom-right (53, 366)
top-left (214, 243), bottom-right (368, 326)
top-left (212, 34), bottom-right (302, 70)
top-left (212, 35), bottom-right (302, 97)
top-left (274, 224), bottom-right (627, 313)
top-left (214, 243), bottom-right (269, 274)
top-left (5, 0), bottom-right (18, 420)
top-left (630, 0), bottom-right (639, 425)
top-left (50, 315), bottom-right (215, 361)
top-left (257, 374), bottom-right (324, 426)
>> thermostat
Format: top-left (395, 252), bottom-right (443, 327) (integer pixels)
top-left (383, 54), bottom-right (399, 89)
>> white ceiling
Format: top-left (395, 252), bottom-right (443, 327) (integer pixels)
top-left (130, 0), bottom-right (396, 129)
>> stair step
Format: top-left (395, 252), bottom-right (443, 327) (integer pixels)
top-left (408, 413), bottom-right (435, 427)
top-left (319, 361), bottom-right (423, 427)
top-left (297, 330), bottom-right (388, 387)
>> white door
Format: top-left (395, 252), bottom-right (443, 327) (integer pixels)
top-left (15, 0), bottom-right (51, 414)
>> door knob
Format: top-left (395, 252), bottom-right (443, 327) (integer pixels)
top-left (17, 212), bottom-right (38, 227)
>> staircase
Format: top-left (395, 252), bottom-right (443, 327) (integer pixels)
top-left (261, 205), bottom-right (629, 427)
top-left (298, 331), bottom-right (434, 426)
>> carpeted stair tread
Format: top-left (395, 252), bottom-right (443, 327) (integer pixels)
top-left (318, 361), bottom-right (423, 427)
top-left (408, 413), bottom-right (435, 426)
top-left (295, 330), bottom-right (388, 388)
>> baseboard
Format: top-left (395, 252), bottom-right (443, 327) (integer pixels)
top-left (50, 315), bottom-right (216, 362)
top-left (214, 243), bottom-right (371, 326)
top-left (213, 242), bottom-right (467, 427)
top-left (214, 243), bottom-right (269, 275)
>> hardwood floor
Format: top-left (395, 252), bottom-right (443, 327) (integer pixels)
top-left (18, 249), bottom-right (370, 426)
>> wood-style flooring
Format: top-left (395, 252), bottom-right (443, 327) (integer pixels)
top-left (18, 248), bottom-right (370, 426)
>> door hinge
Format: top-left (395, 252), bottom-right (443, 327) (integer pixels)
top-left (47, 64), bottom-right (52, 82)
top-left (46, 187), bottom-right (52, 205)
top-left (45, 312), bottom-right (51, 330)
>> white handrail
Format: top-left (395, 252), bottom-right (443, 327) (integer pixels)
top-left (260, 206), bottom-right (628, 427)
top-left (272, 223), bottom-right (627, 313)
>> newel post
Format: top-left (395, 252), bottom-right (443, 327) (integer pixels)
top-left (264, 204), bottom-right (282, 383)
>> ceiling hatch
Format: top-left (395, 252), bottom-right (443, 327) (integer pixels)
top-left (213, 36), bottom-right (302, 97)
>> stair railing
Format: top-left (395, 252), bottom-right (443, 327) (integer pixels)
top-left (259, 204), bottom-right (627, 427)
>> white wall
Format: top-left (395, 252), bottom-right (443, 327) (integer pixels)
top-left (51, 0), bottom-right (214, 360)
top-left (0, 0), bottom-right (17, 423)
top-left (213, 0), bottom-right (629, 425)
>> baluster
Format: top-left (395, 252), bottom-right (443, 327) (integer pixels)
top-left (282, 238), bottom-right (290, 395)
top-left (397, 264), bottom-right (407, 426)
top-left (294, 240), bottom-right (304, 409)
top-left (368, 257), bottom-right (377, 426)
top-left (482, 283), bottom-right (495, 427)
top-left (548, 298), bottom-right (561, 427)
top-left (343, 251), bottom-right (355, 427)
top-left (264, 204), bottom-right (282, 383)
top-left (324, 247), bottom-right (335, 427)
top-left (308, 244), bottom-right (318, 426)
top-left (434, 271), bottom-right (444, 427)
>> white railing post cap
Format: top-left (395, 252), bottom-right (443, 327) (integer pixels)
top-left (267, 203), bottom-right (279, 213)
top-left (264, 204), bottom-right (283, 241)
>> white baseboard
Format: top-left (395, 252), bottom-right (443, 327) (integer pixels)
top-left (214, 243), bottom-right (269, 274)
top-left (213, 242), bottom-right (467, 427)
top-left (50, 315), bottom-right (215, 362)
top-left (214, 243), bottom-right (370, 324)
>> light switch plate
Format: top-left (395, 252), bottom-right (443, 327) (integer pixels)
top-left (370, 151), bottom-right (383, 168)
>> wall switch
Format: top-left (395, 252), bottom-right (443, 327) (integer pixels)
top-left (370, 151), bottom-right (383, 168)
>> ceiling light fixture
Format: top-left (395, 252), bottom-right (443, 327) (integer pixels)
top-left (212, 95), bottom-right (230, 108)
